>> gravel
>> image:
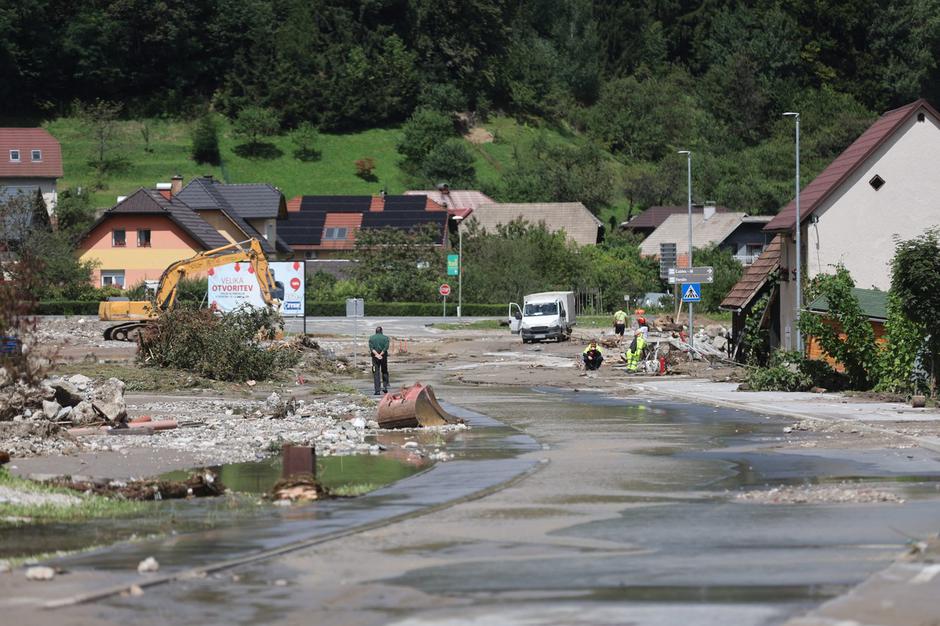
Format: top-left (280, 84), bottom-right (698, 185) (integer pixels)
top-left (735, 484), bottom-right (904, 505)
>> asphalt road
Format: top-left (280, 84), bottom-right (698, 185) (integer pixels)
top-left (45, 361), bottom-right (940, 626)
top-left (285, 315), bottom-right (502, 338)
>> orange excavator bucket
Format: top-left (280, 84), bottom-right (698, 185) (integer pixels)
top-left (375, 383), bottom-right (464, 429)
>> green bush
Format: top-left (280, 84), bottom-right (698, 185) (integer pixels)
top-left (138, 306), bottom-right (298, 382)
top-left (745, 351), bottom-right (847, 392)
top-left (191, 113), bottom-right (221, 165)
top-left (304, 301), bottom-right (505, 316)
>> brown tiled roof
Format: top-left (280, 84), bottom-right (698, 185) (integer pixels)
top-left (0, 128), bottom-right (63, 178)
top-left (765, 99), bottom-right (937, 231)
top-left (471, 202), bottom-right (602, 246)
top-left (82, 188), bottom-right (230, 250)
top-left (720, 235), bottom-right (782, 311)
top-left (622, 205), bottom-right (731, 230)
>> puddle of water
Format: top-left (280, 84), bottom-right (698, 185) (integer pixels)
top-left (0, 453), bottom-right (427, 560)
top-left (160, 453), bottom-right (428, 495)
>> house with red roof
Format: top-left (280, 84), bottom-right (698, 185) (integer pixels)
top-left (723, 99), bottom-right (940, 352)
top-left (0, 128), bottom-right (63, 211)
top-left (279, 194), bottom-right (456, 260)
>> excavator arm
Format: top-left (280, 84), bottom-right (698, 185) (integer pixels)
top-left (153, 238), bottom-right (282, 311)
top-left (100, 238), bottom-right (284, 340)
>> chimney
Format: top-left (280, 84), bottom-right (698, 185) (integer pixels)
top-left (703, 202), bottom-right (716, 221)
top-left (170, 174), bottom-right (183, 196)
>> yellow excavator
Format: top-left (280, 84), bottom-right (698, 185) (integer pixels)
top-left (99, 238), bottom-right (284, 341)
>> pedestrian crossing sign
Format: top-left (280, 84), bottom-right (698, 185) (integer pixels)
top-left (681, 283), bottom-right (701, 302)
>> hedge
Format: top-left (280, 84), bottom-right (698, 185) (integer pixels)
top-left (305, 301), bottom-right (505, 316)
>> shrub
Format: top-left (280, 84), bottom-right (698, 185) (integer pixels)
top-left (138, 307), bottom-right (299, 381)
top-left (745, 351), bottom-right (846, 392)
top-left (355, 157), bottom-right (377, 180)
top-left (191, 113), bottom-right (221, 165)
top-left (290, 121), bottom-right (320, 161)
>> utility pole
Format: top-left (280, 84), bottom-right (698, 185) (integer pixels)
top-left (678, 150), bottom-right (693, 353)
top-left (784, 112), bottom-right (802, 352)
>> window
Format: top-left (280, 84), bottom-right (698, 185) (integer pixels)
top-left (869, 174), bottom-right (885, 191)
top-left (30, 149), bottom-right (41, 161)
top-left (523, 302), bottom-right (558, 317)
top-left (112, 229), bottom-right (126, 247)
top-left (918, 112), bottom-right (926, 122)
top-left (9, 150), bottom-right (20, 162)
top-left (101, 270), bottom-right (125, 288)
top-left (137, 229), bottom-right (151, 247)
top-left (323, 227), bottom-right (348, 240)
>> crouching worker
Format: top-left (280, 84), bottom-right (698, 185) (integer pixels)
top-left (624, 329), bottom-right (647, 372)
top-left (582, 341), bottom-right (604, 370)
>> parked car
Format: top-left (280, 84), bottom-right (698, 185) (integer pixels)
top-left (508, 291), bottom-right (577, 343)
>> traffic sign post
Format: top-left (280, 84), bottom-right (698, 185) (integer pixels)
top-left (439, 283), bottom-right (451, 318)
top-left (681, 283), bottom-right (702, 302)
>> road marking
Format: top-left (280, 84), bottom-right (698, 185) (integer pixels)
top-left (910, 563), bottom-right (940, 584)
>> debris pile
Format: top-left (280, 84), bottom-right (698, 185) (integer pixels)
top-left (32, 316), bottom-right (124, 350)
top-left (48, 469), bottom-right (224, 500)
top-left (692, 324), bottom-right (733, 357)
top-left (0, 373), bottom-right (131, 457)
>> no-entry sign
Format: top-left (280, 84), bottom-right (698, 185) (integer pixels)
top-left (439, 283), bottom-right (451, 296)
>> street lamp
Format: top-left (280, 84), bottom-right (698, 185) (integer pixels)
top-left (783, 112), bottom-right (802, 352)
top-left (452, 209), bottom-right (472, 319)
top-left (678, 150), bottom-right (692, 351)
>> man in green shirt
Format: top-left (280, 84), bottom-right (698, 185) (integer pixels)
top-left (368, 326), bottom-right (391, 395)
top-left (612, 309), bottom-right (628, 343)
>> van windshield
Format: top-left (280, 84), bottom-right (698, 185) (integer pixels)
top-left (524, 302), bottom-right (557, 317)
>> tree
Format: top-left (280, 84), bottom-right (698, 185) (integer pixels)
top-left (232, 105), bottom-right (280, 153)
top-left (352, 223), bottom-right (444, 301)
top-left (290, 121), bottom-right (320, 161)
top-left (397, 108), bottom-right (456, 169)
top-left (53, 187), bottom-right (95, 241)
top-left (890, 229), bottom-right (940, 393)
top-left (500, 135), bottom-right (613, 212)
top-left (420, 140), bottom-right (477, 187)
top-left (73, 98), bottom-right (125, 174)
top-left (191, 113), bottom-right (221, 165)
top-left (799, 265), bottom-right (878, 390)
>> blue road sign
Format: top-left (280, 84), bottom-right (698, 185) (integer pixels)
top-left (681, 283), bottom-right (701, 302)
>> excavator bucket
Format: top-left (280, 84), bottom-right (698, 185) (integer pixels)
top-left (375, 383), bottom-right (464, 429)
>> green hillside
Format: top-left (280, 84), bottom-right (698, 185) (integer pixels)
top-left (45, 115), bottom-right (630, 223)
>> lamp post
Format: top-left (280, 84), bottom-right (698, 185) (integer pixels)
top-left (678, 150), bottom-right (692, 352)
top-left (783, 112), bottom-right (802, 352)
top-left (453, 210), bottom-right (472, 319)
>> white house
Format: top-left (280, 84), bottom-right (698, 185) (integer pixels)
top-left (0, 128), bottom-right (62, 211)
top-left (761, 99), bottom-right (940, 349)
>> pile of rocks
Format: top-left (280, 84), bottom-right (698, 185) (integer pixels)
top-left (0, 373), bottom-right (128, 457)
top-left (32, 316), bottom-right (122, 350)
top-left (692, 324), bottom-right (732, 357)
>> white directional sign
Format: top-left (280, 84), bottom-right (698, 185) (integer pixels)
top-left (668, 266), bottom-right (714, 285)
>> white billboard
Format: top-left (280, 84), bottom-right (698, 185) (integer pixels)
top-left (207, 261), bottom-right (305, 317)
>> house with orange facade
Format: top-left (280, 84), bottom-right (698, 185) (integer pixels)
top-left (77, 177), bottom-right (291, 288)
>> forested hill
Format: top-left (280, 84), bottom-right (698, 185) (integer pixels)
top-left (4, 0), bottom-right (937, 214)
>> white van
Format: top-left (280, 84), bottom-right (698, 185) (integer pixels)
top-left (508, 291), bottom-right (576, 343)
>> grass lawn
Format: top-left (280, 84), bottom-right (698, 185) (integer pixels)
top-left (44, 114), bottom-right (625, 211)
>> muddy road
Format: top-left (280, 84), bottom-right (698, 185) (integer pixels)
top-left (11, 356), bottom-right (940, 626)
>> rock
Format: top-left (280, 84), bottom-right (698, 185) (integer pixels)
top-left (912, 395), bottom-right (927, 408)
top-left (350, 417), bottom-right (366, 429)
top-left (137, 557), bottom-right (159, 574)
top-left (712, 336), bottom-right (728, 352)
top-left (705, 324), bottom-right (722, 339)
top-left (56, 405), bottom-right (73, 421)
top-left (67, 374), bottom-right (92, 392)
top-left (0, 451), bottom-right (9, 465)
top-left (25, 566), bottom-right (55, 581)
top-left (0, 368), bottom-right (9, 389)
top-left (92, 378), bottom-right (127, 424)
top-left (50, 380), bottom-right (83, 407)
top-left (126, 584), bottom-right (145, 597)
top-left (42, 400), bottom-right (61, 420)
top-left (70, 401), bottom-right (99, 425)
top-left (246, 380), bottom-right (257, 387)
top-left (783, 426), bottom-right (793, 434)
